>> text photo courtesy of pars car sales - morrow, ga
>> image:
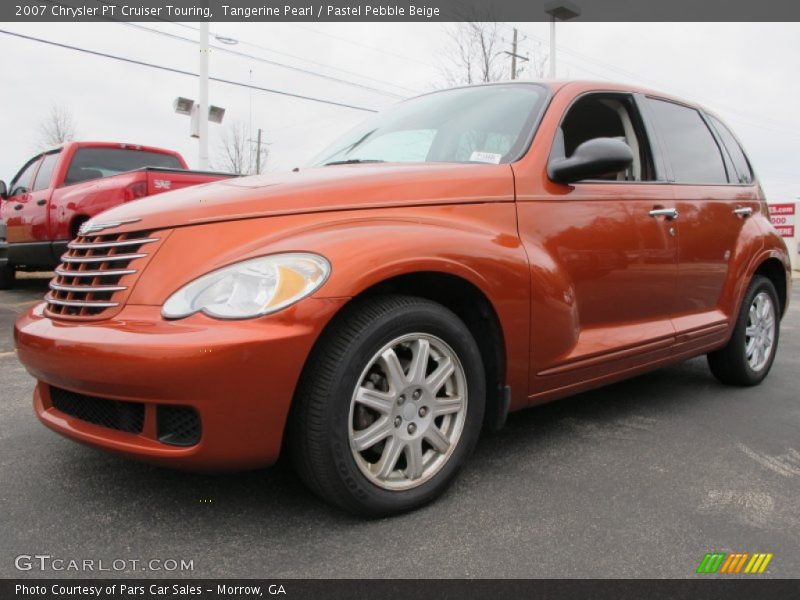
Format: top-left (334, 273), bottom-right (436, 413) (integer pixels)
top-left (0, 1), bottom-right (799, 599)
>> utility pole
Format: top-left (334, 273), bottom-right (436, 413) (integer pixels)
top-left (255, 128), bottom-right (263, 174)
top-left (198, 21), bottom-right (210, 169)
top-left (248, 128), bottom-right (270, 175)
top-left (548, 16), bottom-right (556, 78)
top-left (502, 27), bottom-right (528, 80)
top-left (511, 28), bottom-right (518, 80)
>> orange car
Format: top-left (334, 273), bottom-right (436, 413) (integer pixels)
top-left (14, 81), bottom-right (791, 515)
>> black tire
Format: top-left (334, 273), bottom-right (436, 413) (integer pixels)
top-left (0, 264), bottom-right (15, 290)
top-left (289, 294), bottom-right (485, 516)
top-left (707, 275), bottom-right (780, 386)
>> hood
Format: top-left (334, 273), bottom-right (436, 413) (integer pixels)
top-left (86, 162), bottom-right (514, 234)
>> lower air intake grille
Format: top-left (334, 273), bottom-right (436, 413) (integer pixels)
top-left (50, 387), bottom-right (144, 434)
top-left (157, 405), bottom-right (202, 447)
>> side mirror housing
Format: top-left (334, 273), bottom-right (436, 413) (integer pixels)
top-left (548, 137), bottom-right (634, 184)
top-left (0, 181), bottom-right (6, 199)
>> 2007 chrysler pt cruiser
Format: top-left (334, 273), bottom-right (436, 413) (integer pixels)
top-left (15, 81), bottom-right (791, 515)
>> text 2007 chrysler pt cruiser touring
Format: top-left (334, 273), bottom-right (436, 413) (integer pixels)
top-left (15, 81), bottom-right (791, 515)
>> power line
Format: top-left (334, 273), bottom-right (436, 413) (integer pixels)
top-left (119, 21), bottom-right (408, 100)
top-left (171, 22), bottom-right (422, 97)
top-left (288, 23), bottom-right (433, 68)
top-left (503, 22), bottom-right (800, 136)
top-left (0, 28), bottom-right (380, 113)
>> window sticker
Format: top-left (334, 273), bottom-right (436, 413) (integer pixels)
top-left (469, 151), bottom-right (502, 164)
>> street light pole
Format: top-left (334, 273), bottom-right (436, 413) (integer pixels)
top-left (198, 21), bottom-right (210, 170)
top-left (544, 1), bottom-right (581, 79)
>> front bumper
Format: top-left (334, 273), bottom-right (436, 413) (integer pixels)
top-left (14, 298), bottom-right (347, 470)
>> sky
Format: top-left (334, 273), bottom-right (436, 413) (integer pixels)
top-left (0, 21), bottom-right (798, 202)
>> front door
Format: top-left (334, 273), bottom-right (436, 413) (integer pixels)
top-left (514, 91), bottom-right (679, 398)
top-left (3, 155), bottom-right (42, 244)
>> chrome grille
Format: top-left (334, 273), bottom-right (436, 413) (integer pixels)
top-left (46, 231), bottom-right (157, 318)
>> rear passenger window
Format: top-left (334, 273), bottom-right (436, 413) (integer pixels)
top-left (708, 115), bottom-right (753, 184)
top-left (647, 98), bottom-right (728, 184)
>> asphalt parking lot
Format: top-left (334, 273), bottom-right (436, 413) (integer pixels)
top-left (1, 274), bottom-right (798, 579)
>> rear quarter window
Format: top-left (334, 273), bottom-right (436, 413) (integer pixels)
top-left (707, 115), bottom-right (754, 184)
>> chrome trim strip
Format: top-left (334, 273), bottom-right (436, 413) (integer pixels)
top-left (54, 267), bottom-right (136, 278)
top-left (49, 282), bottom-right (127, 293)
top-left (68, 237), bottom-right (158, 250)
top-left (45, 294), bottom-right (119, 308)
top-left (60, 253), bottom-right (147, 264)
top-left (78, 217), bottom-right (141, 236)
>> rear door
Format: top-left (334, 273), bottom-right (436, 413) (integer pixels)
top-left (644, 98), bottom-right (758, 335)
top-left (3, 155), bottom-right (42, 243)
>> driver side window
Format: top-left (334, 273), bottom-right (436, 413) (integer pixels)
top-left (555, 94), bottom-right (655, 181)
top-left (9, 156), bottom-right (42, 197)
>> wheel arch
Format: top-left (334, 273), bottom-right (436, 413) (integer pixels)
top-left (754, 256), bottom-right (789, 317)
top-left (349, 271), bottom-right (509, 432)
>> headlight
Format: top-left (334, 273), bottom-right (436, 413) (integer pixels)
top-left (162, 252), bottom-right (330, 320)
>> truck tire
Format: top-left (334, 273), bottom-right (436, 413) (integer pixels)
top-left (0, 264), bottom-right (15, 290)
top-left (707, 275), bottom-right (780, 386)
top-left (290, 295), bottom-right (485, 516)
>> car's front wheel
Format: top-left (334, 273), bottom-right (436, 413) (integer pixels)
top-left (707, 275), bottom-right (780, 386)
top-left (290, 295), bottom-right (485, 516)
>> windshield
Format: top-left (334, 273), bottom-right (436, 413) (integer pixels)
top-left (64, 148), bottom-right (183, 185)
top-left (309, 83), bottom-right (548, 167)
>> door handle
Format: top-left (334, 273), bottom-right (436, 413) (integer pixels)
top-left (733, 206), bottom-right (753, 217)
top-left (649, 207), bottom-right (678, 220)
top-left (13, 204), bottom-right (23, 211)
top-left (36, 199), bottom-right (47, 206)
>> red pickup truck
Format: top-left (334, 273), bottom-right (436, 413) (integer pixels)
top-left (0, 141), bottom-right (234, 288)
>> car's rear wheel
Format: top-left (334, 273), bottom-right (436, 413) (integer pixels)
top-left (707, 275), bottom-right (780, 386)
top-left (0, 264), bottom-right (15, 290)
top-left (290, 295), bottom-right (485, 516)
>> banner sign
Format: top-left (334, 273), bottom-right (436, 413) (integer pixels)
top-left (768, 202), bottom-right (796, 238)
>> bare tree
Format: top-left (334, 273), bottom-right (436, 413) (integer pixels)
top-left (439, 19), bottom-right (552, 86)
top-left (215, 122), bottom-right (268, 175)
top-left (39, 105), bottom-right (77, 148)
top-left (439, 21), bottom-right (506, 86)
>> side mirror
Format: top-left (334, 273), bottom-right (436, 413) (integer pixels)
top-left (0, 181), bottom-right (6, 199)
top-left (548, 137), bottom-right (634, 184)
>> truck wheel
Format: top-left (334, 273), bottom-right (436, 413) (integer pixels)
top-left (707, 275), bottom-right (780, 386)
top-left (290, 295), bottom-right (485, 516)
top-left (0, 265), bottom-right (15, 290)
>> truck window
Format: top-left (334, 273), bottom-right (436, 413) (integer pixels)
top-left (646, 98), bottom-right (728, 184)
top-left (8, 156), bottom-right (42, 197)
top-left (32, 151), bottom-right (61, 191)
top-left (64, 148), bottom-right (183, 186)
top-left (707, 115), bottom-right (754, 184)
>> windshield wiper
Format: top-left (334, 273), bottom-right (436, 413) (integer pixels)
top-left (323, 159), bottom-right (386, 166)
